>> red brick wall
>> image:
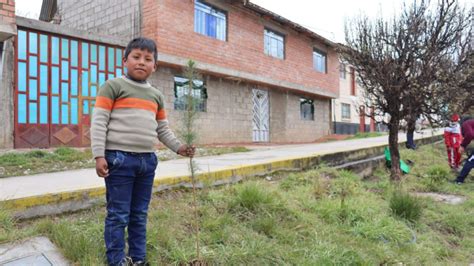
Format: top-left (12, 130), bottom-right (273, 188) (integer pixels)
top-left (0, 0), bottom-right (15, 24)
top-left (142, 0), bottom-right (338, 96)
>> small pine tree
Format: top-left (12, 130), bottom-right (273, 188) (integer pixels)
top-left (181, 59), bottom-right (202, 262)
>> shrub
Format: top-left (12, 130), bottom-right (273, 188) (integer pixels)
top-left (389, 191), bottom-right (422, 223)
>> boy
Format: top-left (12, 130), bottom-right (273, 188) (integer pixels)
top-left (453, 118), bottom-right (474, 184)
top-left (91, 37), bottom-right (195, 266)
top-left (443, 114), bottom-right (462, 169)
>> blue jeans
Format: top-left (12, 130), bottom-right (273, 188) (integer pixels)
top-left (103, 150), bottom-right (158, 265)
top-left (456, 151), bottom-right (474, 183)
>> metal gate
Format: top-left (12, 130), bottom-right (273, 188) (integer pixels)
top-left (14, 28), bottom-right (125, 148)
top-left (252, 89), bottom-right (269, 142)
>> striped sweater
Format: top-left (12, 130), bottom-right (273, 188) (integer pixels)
top-left (90, 76), bottom-right (182, 158)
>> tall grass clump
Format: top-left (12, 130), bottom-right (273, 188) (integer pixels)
top-left (0, 209), bottom-right (15, 242)
top-left (425, 165), bottom-right (450, 190)
top-left (230, 182), bottom-right (273, 213)
top-left (389, 191), bottom-right (422, 223)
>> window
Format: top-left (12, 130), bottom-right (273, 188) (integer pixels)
top-left (300, 98), bottom-right (314, 120)
top-left (313, 49), bottom-right (326, 73)
top-left (264, 29), bottom-right (285, 59)
top-left (194, 0), bottom-right (227, 41)
top-left (174, 76), bottom-right (207, 112)
top-left (341, 103), bottom-right (351, 119)
top-left (339, 62), bottom-right (346, 79)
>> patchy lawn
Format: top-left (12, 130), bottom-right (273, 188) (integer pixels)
top-left (1, 143), bottom-right (473, 264)
top-left (0, 146), bottom-right (250, 178)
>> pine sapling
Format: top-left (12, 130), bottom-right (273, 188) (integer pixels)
top-left (180, 59), bottom-right (202, 262)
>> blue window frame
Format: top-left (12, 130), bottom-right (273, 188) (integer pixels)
top-left (194, 0), bottom-right (227, 41)
top-left (313, 49), bottom-right (327, 73)
top-left (264, 29), bottom-right (285, 59)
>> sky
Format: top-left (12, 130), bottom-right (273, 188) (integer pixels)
top-left (15, 0), bottom-right (473, 43)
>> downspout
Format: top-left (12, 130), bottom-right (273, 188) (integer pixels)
top-left (332, 98), bottom-right (337, 134)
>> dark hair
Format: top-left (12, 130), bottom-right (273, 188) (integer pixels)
top-left (123, 37), bottom-right (158, 62)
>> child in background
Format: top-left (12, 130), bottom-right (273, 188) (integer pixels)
top-left (443, 114), bottom-right (462, 170)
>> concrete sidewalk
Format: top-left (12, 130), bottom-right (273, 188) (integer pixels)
top-left (1, 130), bottom-right (442, 217)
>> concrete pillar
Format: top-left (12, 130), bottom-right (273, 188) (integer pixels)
top-left (0, 0), bottom-right (16, 148)
top-left (0, 39), bottom-right (14, 148)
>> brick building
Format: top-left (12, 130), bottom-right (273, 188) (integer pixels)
top-left (51, 0), bottom-right (340, 145)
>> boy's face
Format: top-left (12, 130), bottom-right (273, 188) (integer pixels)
top-left (123, 48), bottom-right (156, 81)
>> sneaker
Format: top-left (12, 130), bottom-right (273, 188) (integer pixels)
top-left (132, 261), bottom-right (150, 266)
top-left (119, 257), bottom-right (133, 266)
top-left (449, 179), bottom-right (463, 185)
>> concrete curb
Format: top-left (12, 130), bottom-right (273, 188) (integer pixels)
top-left (3, 134), bottom-right (442, 219)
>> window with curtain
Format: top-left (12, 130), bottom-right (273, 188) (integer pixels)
top-left (264, 29), bottom-right (285, 59)
top-left (174, 76), bottom-right (207, 112)
top-left (313, 49), bottom-right (327, 73)
top-left (194, 1), bottom-right (227, 41)
top-left (300, 98), bottom-right (314, 120)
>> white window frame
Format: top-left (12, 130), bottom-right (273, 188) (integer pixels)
top-left (194, 0), bottom-right (227, 41)
top-left (264, 29), bottom-right (285, 59)
top-left (341, 103), bottom-right (351, 120)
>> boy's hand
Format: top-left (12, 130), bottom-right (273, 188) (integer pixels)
top-left (459, 146), bottom-right (464, 154)
top-left (177, 144), bottom-right (196, 158)
top-left (95, 157), bottom-right (109, 178)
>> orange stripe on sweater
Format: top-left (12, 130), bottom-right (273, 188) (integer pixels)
top-left (156, 109), bottom-right (167, 120)
top-left (95, 96), bottom-right (114, 111)
top-left (114, 98), bottom-right (158, 114)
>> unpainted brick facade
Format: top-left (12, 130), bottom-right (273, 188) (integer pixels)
top-left (0, 0), bottom-right (15, 24)
top-left (57, 0), bottom-right (140, 41)
top-left (56, 0), bottom-right (338, 144)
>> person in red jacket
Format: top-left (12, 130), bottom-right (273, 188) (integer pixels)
top-left (453, 118), bottom-right (474, 184)
top-left (443, 114), bottom-right (463, 169)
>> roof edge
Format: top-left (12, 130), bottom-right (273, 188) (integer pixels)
top-left (244, 1), bottom-right (337, 48)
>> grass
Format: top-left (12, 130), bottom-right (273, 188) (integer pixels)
top-left (0, 146), bottom-right (250, 178)
top-left (389, 191), bottom-right (423, 223)
top-left (0, 143), bottom-right (473, 264)
top-left (348, 131), bottom-right (385, 139)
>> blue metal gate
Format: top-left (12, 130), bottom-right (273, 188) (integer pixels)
top-left (15, 27), bottom-right (125, 148)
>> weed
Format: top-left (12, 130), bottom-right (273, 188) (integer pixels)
top-left (389, 191), bottom-right (422, 223)
top-left (229, 183), bottom-right (273, 213)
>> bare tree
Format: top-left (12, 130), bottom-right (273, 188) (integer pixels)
top-left (340, 0), bottom-right (472, 180)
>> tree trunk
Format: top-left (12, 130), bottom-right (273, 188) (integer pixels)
top-left (388, 120), bottom-right (402, 181)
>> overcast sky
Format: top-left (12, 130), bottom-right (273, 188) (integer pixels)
top-left (15, 0), bottom-right (473, 43)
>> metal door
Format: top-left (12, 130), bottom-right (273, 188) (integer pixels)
top-left (14, 28), bottom-right (125, 148)
top-left (252, 89), bottom-right (269, 142)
